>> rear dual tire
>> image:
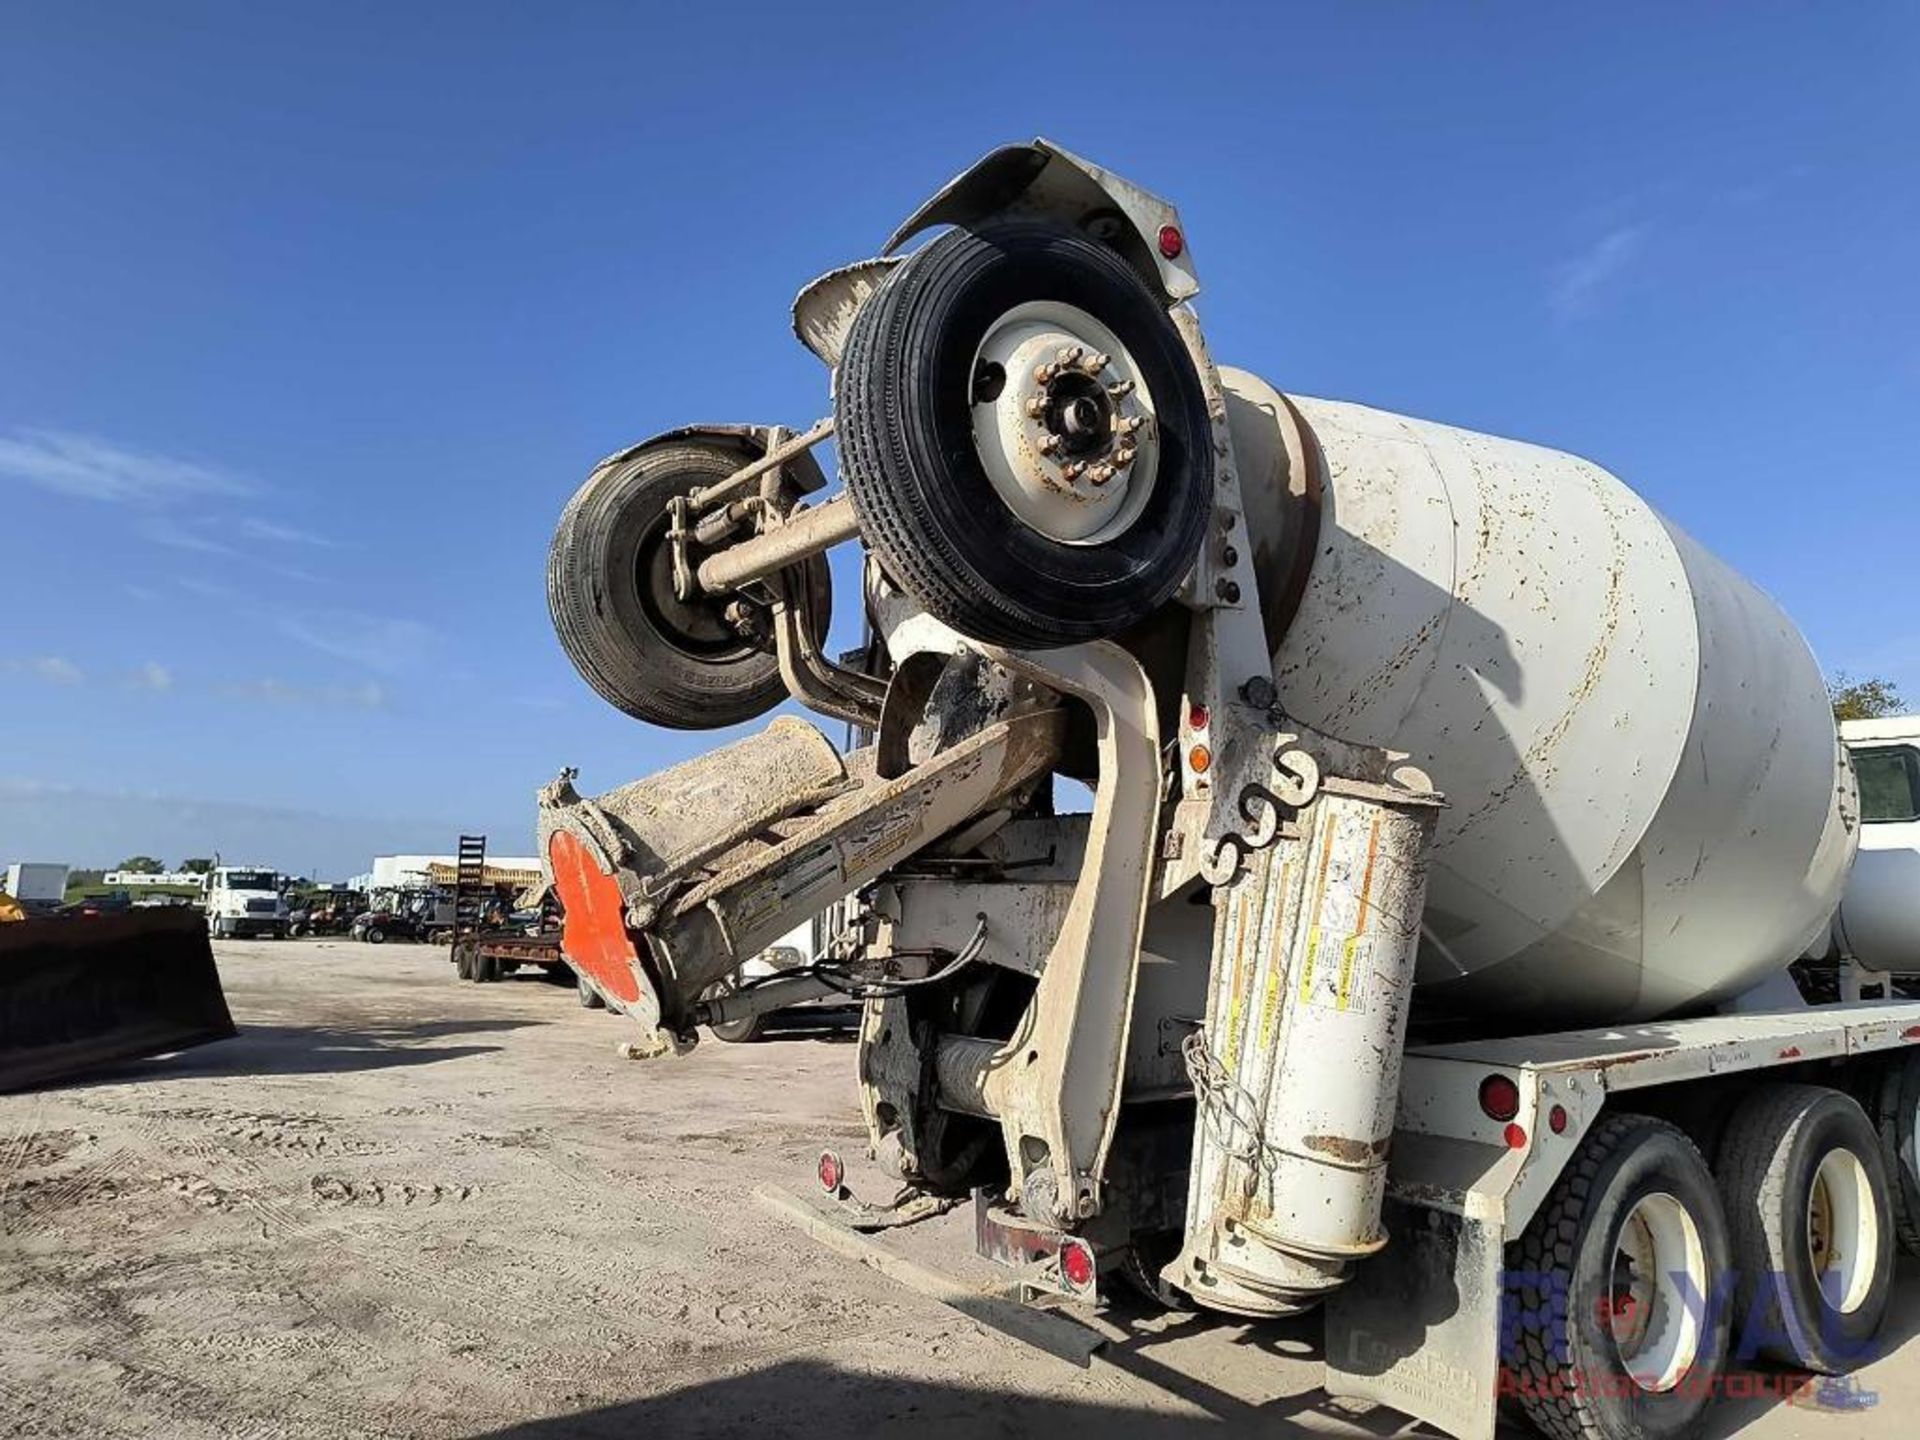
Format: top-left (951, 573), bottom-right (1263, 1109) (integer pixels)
top-left (1715, 1083), bottom-right (1894, 1374)
top-left (1871, 1051), bottom-right (1920, 1257)
top-left (1508, 1114), bottom-right (1731, 1440)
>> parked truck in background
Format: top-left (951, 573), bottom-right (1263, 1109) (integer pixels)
top-left (200, 866), bottom-right (287, 939)
top-left (2, 863), bottom-right (69, 910)
top-left (529, 141), bottom-right (1920, 1440)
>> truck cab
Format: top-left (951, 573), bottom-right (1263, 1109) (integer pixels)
top-left (201, 866), bottom-right (287, 940)
top-left (1834, 716), bottom-right (1920, 973)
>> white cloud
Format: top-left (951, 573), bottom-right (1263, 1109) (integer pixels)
top-left (174, 575), bottom-right (238, 601)
top-left (143, 516), bottom-right (237, 556)
top-left (0, 429), bottom-right (256, 505)
top-left (2, 655), bottom-right (85, 686)
top-left (278, 610), bottom-right (434, 675)
top-left (1548, 224), bottom-right (1650, 322)
top-left (240, 516), bottom-right (331, 547)
top-left (221, 677), bottom-right (389, 710)
top-left (133, 661), bottom-right (174, 692)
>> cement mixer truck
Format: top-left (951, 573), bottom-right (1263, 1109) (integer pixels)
top-left (534, 141), bottom-right (1920, 1440)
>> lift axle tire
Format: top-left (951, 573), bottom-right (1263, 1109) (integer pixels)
top-left (1715, 1083), bottom-right (1893, 1373)
top-left (548, 436), bottom-right (831, 730)
top-left (836, 221), bottom-right (1211, 649)
top-left (1507, 1113), bottom-right (1732, 1440)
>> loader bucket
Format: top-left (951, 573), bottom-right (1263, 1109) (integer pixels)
top-left (0, 908), bottom-right (236, 1092)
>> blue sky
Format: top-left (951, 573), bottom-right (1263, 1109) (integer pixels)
top-left (2, 5), bottom-right (1916, 877)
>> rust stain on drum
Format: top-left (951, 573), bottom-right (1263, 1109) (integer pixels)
top-left (1303, 1132), bottom-right (1389, 1164)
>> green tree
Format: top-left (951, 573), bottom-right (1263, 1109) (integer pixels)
top-left (178, 857), bottom-right (214, 875)
top-left (116, 855), bottom-right (164, 874)
top-left (1829, 672), bottom-right (1905, 723)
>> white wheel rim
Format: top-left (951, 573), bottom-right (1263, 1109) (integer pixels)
top-left (1607, 1192), bottom-right (1707, 1393)
top-left (1808, 1147), bottom-right (1879, 1314)
top-left (968, 300), bottom-right (1160, 545)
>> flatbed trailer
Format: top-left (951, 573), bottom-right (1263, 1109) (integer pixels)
top-left (449, 928), bottom-right (569, 986)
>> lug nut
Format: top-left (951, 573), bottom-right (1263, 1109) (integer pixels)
top-left (1056, 345), bottom-right (1084, 367)
top-left (1088, 463), bottom-right (1116, 486)
top-left (1118, 415), bottom-right (1146, 435)
top-left (1082, 351), bottom-right (1110, 373)
top-left (1061, 461), bottom-right (1087, 480)
top-left (1025, 396), bottom-right (1047, 418)
top-left (1108, 380), bottom-right (1135, 399)
top-left (1037, 434), bottom-right (1061, 454)
top-left (1033, 363), bottom-right (1056, 384)
top-left (1112, 446), bottom-right (1136, 467)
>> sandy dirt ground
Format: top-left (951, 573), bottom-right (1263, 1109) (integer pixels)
top-left (3, 939), bottom-right (1917, 1440)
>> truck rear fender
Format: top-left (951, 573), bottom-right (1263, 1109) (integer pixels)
top-left (791, 140), bottom-right (1198, 369)
top-left (884, 138), bottom-right (1199, 305)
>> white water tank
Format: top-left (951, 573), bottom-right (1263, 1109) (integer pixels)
top-left (1228, 369), bottom-right (1856, 1024)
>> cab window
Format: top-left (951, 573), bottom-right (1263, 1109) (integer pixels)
top-left (1854, 746), bottom-right (1920, 823)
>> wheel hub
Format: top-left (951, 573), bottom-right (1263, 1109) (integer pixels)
top-left (1606, 1191), bottom-right (1706, 1393)
top-left (969, 301), bottom-right (1160, 544)
top-left (1807, 1147), bottom-right (1879, 1313)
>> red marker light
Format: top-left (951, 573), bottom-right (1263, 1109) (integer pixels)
top-left (1778, 1045), bottom-right (1803, 1060)
top-left (1478, 1074), bottom-right (1521, 1123)
top-left (1903, 1026), bottom-right (1920, 1040)
top-left (1548, 1105), bottom-right (1569, 1135)
top-left (1060, 1239), bottom-right (1096, 1291)
top-left (1157, 224), bottom-right (1184, 260)
top-left (1188, 703), bottom-right (1210, 731)
top-left (817, 1149), bottom-right (845, 1194)
top-left (1504, 1122), bottom-right (1528, 1150)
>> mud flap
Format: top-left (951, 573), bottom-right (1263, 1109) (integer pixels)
top-left (1323, 1200), bottom-right (1504, 1440)
top-left (0, 908), bottom-right (237, 1092)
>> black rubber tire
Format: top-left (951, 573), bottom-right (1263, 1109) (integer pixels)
top-left (577, 972), bottom-right (606, 1009)
top-left (704, 972), bottom-right (766, 1043)
top-left (474, 949), bottom-right (500, 984)
top-left (548, 435), bottom-right (831, 729)
top-left (1117, 1231), bottom-right (1192, 1312)
top-left (1714, 1083), bottom-right (1894, 1372)
top-left (709, 1007), bottom-right (766, 1043)
top-left (1507, 1113), bottom-right (1732, 1440)
top-left (1872, 1052), bottom-right (1920, 1256)
top-left (365, 926), bottom-right (385, 945)
top-left (836, 221), bottom-right (1212, 649)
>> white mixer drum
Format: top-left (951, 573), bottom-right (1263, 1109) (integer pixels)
top-left (1226, 369), bottom-right (1856, 1024)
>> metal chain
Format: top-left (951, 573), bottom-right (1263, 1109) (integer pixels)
top-left (1181, 1026), bottom-right (1268, 1164)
